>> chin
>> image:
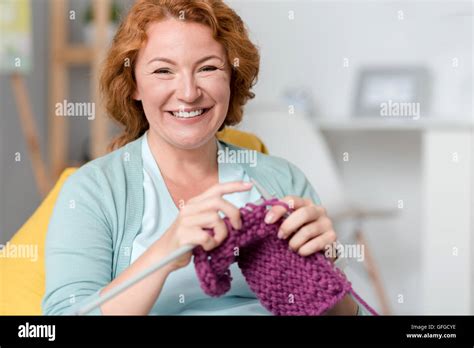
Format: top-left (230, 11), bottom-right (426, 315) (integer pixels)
top-left (166, 130), bottom-right (217, 150)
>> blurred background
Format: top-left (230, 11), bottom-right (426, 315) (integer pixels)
top-left (0, 0), bottom-right (472, 315)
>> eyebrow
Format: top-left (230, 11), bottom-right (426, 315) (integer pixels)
top-left (147, 55), bottom-right (224, 65)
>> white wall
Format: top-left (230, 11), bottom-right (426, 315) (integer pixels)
top-left (229, 0), bottom-right (472, 118)
top-left (229, 0), bottom-right (472, 314)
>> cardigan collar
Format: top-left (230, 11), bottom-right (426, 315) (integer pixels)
top-left (123, 131), bottom-right (284, 196)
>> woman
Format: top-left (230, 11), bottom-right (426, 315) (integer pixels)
top-left (42, 0), bottom-right (368, 315)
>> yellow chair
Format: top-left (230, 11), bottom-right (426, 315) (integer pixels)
top-left (0, 129), bottom-right (268, 315)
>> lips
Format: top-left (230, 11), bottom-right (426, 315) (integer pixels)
top-left (166, 106), bottom-right (213, 119)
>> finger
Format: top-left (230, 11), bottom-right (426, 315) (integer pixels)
top-left (296, 237), bottom-right (323, 257)
top-left (264, 196), bottom-right (309, 224)
top-left (278, 205), bottom-right (321, 239)
top-left (296, 230), bottom-right (337, 257)
top-left (191, 181), bottom-right (253, 203)
top-left (206, 218), bottom-right (228, 247)
top-left (185, 212), bottom-right (229, 249)
top-left (185, 212), bottom-right (221, 230)
top-left (182, 227), bottom-right (216, 251)
top-left (287, 220), bottom-right (321, 251)
top-left (212, 199), bottom-right (242, 230)
top-left (181, 197), bottom-right (242, 230)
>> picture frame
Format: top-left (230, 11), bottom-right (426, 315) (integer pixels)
top-left (353, 67), bottom-right (431, 118)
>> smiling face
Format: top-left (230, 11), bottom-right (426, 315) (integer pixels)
top-left (133, 18), bottom-right (232, 150)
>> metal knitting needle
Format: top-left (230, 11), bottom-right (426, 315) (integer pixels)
top-left (75, 244), bottom-right (196, 315)
top-left (250, 178), bottom-right (291, 218)
top-left (250, 178), bottom-right (273, 200)
top-left (77, 180), bottom-right (277, 315)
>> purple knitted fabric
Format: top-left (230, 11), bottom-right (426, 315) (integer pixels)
top-left (193, 198), bottom-right (378, 316)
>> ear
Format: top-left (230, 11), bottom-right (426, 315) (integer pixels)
top-left (132, 88), bottom-right (141, 101)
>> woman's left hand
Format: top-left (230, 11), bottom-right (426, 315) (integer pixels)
top-left (264, 196), bottom-right (337, 257)
top-left (264, 196), bottom-right (359, 315)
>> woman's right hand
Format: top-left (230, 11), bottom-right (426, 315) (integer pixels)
top-left (155, 181), bottom-right (253, 272)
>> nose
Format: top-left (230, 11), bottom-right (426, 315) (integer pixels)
top-left (176, 72), bottom-right (202, 103)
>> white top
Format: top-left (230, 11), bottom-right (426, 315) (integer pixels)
top-left (130, 132), bottom-right (271, 315)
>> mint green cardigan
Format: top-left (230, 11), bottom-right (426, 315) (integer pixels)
top-left (42, 134), bottom-right (368, 315)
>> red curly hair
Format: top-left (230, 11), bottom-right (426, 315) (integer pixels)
top-left (100, 0), bottom-right (260, 150)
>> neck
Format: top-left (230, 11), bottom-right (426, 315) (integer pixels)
top-left (146, 130), bottom-right (218, 185)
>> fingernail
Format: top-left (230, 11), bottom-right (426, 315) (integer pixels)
top-left (243, 181), bottom-right (253, 187)
top-left (277, 229), bottom-right (284, 239)
top-left (264, 213), bottom-right (274, 224)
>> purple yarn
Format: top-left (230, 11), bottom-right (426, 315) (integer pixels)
top-left (193, 198), bottom-right (378, 316)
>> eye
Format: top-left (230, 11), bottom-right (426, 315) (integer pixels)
top-left (200, 66), bottom-right (218, 72)
top-left (153, 68), bottom-right (172, 75)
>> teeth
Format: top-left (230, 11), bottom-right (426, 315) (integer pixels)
top-left (171, 108), bottom-right (205, 118)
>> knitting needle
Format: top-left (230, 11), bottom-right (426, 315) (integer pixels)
top-left (76, 180), bottom-right (275, 315)
top-left (250, 178), bottom-right (272, 200)
top-left (250, 178), bottom-right (291, 218)
top-left (75, 243), bottom-right (196, 315)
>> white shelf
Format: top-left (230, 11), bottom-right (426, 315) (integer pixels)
top-left (314, 117), bottom-right (474, 131)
